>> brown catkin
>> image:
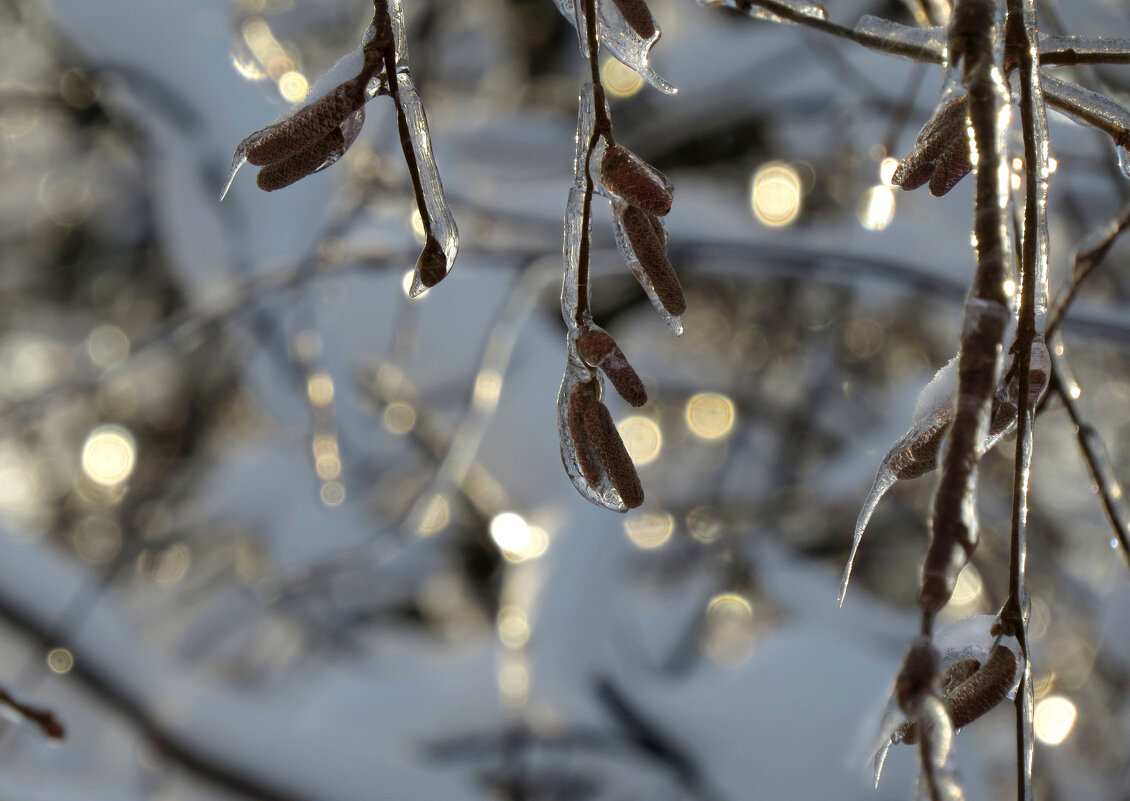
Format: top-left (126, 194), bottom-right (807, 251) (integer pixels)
top-left (576, 330), bottom-right (648, 407)
top-left (892, 96), bottom-right (967, 191)
top-left (246, 80), bottom-right (366, 167)
top-left (622, 206), bottom-right (686, 316)
top-left (600, 144), bottom-right (673, 216)
top-left (582, 399), bottom-right (644, 509)
top-left (568, 383), bottom-right (605, 490)
top-left (946, 644), bottom-right (1017, 730)
top-left (256, 128), bottom-right (346, 192)
top-left (609, 0), bottom-right (656, 39)
top-left (929, 134), bottom-right (973, 197)
top-left (889, 417), bottom-right (950, 480)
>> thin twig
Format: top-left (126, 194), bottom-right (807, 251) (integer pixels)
top-left (1049, 347), bottom-right (1130, 571)
top-left (1002, 1), bottom-right (1048, 797)
top-left (574, 0), bottom-right (612, 327)
top-left (1046, 200), bottom-right (1130, 341)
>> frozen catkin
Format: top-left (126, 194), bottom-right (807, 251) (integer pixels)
top-left (566, 381), bottom-right (645, 509)
top-left (620, 206), bottom-right (686, 317)
top-left (555, 0), bottom-right (680, 510)
top-left (256, 127), bottom-right (349, 192)
top-left (892, 93), bottom-right (972, 197)
top-left (576, 329), bottom-right (648, 407)
top-left (599, 144), bottom-right (674, 216)
top-left (609, 0), bottom-right (657, 39)
top-left (900, 643), bottom-right (1017, 744)
top-left (223, 0), bottom-right (459, 296)
top-left (246, 80), bottom-right (367, 167)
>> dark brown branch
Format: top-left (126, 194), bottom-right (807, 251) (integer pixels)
top-left (921, 0), bottom-right (1011, 623)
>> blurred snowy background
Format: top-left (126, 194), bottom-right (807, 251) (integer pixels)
top-left (0, 0), bottom-right (1129, 798)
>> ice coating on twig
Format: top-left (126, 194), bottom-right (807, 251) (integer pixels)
top-left (558, 85), bottom-right (639, 512)
top-left (853, 15), bottom-right (945, 62)
top-left (697, 0), bottom-right (827, 25)
top-left (551, 0), bottom-right (677, 94)
top-left (1044, 75), bottom-right (1130, 165)
top-left (1039, 35), bottom-right (1130, 65)
top-left (399, 72), bottom-right (460, 297)
top-left (387, 0), bottom-right (410, 72)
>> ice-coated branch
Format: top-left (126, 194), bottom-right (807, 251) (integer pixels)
top-left (1050, 349), bottom-right (1130, 572)
top-left (1046, 200), bottom-right (1130, 340)
top-left (921, 0), bottom-right (1011, 623)
top-left (1039, 35), bottom-right (1130, 66)
top-left (1001, 1), bottom-right (1048, 795)
top-left (371, 0), bottom-right (459, 297)
top-left (1044, 75), bottom-right (1130, 151)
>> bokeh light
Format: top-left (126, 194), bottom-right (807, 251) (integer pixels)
top-left (383, 402), bottom-right (416, 435)
top-left (307, 372), bottom-right (335, 406)
top-left (81, 425), bottom-right (136, 487)
top-left (47, 648), bottom-right (74, 674)
top-left (623, 511), bottom-right (674, 549)
top-left (602, 57), bottom-right (643, 97)
top-left (617, 416), bottom-right (662, 465)
top-left (1034, 696), bottom-right (1077, 745)
top-left (858, 185), bottom-right (895, 231)
top-left (685, 393), bottom-right (736, 439)
top-left (497, 606), bottom-right (530, 649)
top-left (417, 495), bottom-right (450, 535)
top-left (278, 70), bottom-right (309, 103)
top-left (751, 162), bottom-right (801, 227)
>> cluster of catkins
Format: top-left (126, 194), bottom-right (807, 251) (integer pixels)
top-left (558, 75), bottom-right (683, 512)
top-left (221, 0), bottom-right (458, 299)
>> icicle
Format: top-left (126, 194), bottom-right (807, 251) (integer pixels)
top-left (551, 0), bottom-right (677, 95)
top-left (399, 72), bottom-right (460, 297)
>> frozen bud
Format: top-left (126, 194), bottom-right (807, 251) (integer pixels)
top-left (245, 79), bottom-right (367, 167)
top-left (582, 397), bottom-right (645, 509)
top-left (576, 329), bottom-right (648, 407)
top-left (568, 382), bottom-right (605, 490)
top-left (946, 643), bottom-right (1016, 731)
top-left (256, 128), bottom-right (346, 192)
top-left (609, 0), bottom-right (657, 39)
top-left (417, 237), bottom-right (448, 288)
top-left (622, 206), bottom-right (685, 315)
top-left (600, 144), bottom-right (673, 216)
